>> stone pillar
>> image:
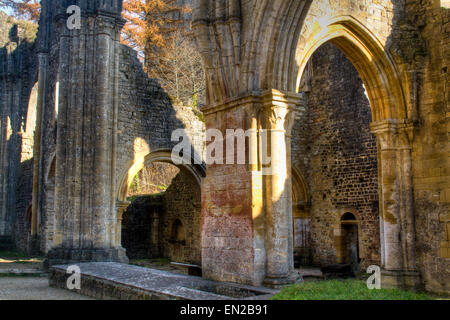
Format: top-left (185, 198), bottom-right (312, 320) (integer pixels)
top-left (115, 201), bottom-right (130, 247)
top-left (371, 120), bottom-right (421, 290)
top-left (201, 95), bottom-right (265, 286)
top-left (46, 1), bottom-right (127, 266)
top-left (31, 52), bottom-right (48, 237)
top-left (261, 89), bottom-right (299, 286)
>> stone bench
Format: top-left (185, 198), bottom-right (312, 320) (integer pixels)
top-left (170, 262), bottom-right (202, 277)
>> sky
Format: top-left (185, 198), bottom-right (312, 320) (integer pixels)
top-left (1, 7), bottom-right (14, 15)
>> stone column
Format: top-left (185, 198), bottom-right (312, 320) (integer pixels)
top-left (261, 89), bottom-right (299, 286)
top-left (115, 201), bottom-right (130, 247)
top-left (371, 120), bottom-right (421, 290)
top-left (0, 114), bottom-right (8, 236)
top-left (46, 2), bottom-right (127, 266)
top-left (31, 52), bottom-right (48, 237)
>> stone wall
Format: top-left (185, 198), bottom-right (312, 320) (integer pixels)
top-left (116, 44), bottom-right (205, 190)
top-left (0, 2), bottom-right (206, 256)
top-left (291, 43), bottom-right (380, 269)
top-left (161, 168), bottom-right (202, 265)
top-left (405, 0), bottom-right (450, 294)
top-left (122, 194), bottom-right (165, 259)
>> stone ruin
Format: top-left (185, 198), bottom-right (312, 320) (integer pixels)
top-left (0, 0), bottom-right (448, 294)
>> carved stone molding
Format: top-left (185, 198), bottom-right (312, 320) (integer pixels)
top-left (261, 89), bottom-right (299, 133)
top-left (370, 119), bottom-right (415, 150)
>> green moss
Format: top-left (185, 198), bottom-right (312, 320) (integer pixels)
top-left (271, 279), bottom-right (435, 300)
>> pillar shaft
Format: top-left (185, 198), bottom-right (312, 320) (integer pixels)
top-left (201, 95), bottom-right (264, 286)
top-left (371, 120), bottom-right (421, 290)
top-left (47, 6), bottom-right (127, 266)
top-left (261, 90), bottom-right (298, 286)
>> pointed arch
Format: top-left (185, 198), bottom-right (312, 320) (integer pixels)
top-left (291, 16), bottom-right (408, 122)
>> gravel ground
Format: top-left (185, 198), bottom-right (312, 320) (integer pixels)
top-left (0, 277), bottom-right (93, 300)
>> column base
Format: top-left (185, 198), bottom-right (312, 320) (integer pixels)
top-left (381, 269), bottom-right (422, 291)
top-left (44, 247), bottom-right (129, 269)
top-left (263, 272), bottom-right (302, 289)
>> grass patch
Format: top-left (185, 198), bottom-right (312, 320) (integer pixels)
top-left (271, 279), bottom-right (434, 300)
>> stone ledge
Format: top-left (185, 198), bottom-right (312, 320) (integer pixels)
top-left (49, 262), bottom-right (278, 300)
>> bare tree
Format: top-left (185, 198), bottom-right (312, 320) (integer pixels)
top-left (150, 29), bottom-right (206, 108)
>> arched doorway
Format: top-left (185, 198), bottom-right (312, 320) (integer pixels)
top-left (193, 2), bottom-right (420, 288)
top-left (116, 150), bottom-right (205, 266)
top-left (291, 41), bottom-right (380, 270)
top-left (338, 213), bottom-right (360, 267)
top-left (286, 18), bottom-right (419, 288)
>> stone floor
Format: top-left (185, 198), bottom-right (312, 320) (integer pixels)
top-left (0, 253), bottom-right (321, 300)
top-left (0, 277), bottom-right (93, 300)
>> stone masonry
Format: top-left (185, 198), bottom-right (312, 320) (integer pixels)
top-left (0, 0), bottom-right (448, 295)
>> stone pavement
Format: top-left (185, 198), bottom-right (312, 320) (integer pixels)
top-left (0, 277), bottom-right (93, 300)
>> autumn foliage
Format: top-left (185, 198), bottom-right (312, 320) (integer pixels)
top-left (122, 0), bottom-right (205, 108)
top-left (122, 0), bottom-right (185, 66)
top-left (0, 0), bottom-right (40, 22)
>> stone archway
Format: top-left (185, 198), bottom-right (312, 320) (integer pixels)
top-left (115, 149), bottom-right (205, 264)
top-left (287, 19), bottom-right (419, 289)
top-left (193, 1), bottom-right (420, 290)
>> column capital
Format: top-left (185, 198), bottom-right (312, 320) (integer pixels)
top-left (370, 119), bottom-right (415, 150)
top-left (261, 89), bottom-right (300, 132)
top-left (116, 200), bottom-right (130, 219)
